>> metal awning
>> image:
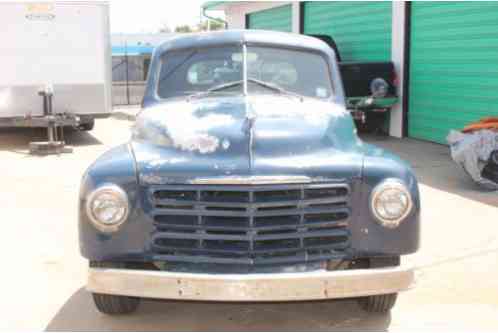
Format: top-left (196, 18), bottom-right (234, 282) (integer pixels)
top-left (201, 1), bottom-right (226, 10)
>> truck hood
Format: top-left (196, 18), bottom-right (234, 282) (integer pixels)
top-left (131, 95), bottom-right (364, 184)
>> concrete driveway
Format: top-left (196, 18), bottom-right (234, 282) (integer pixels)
top-left (0, 117), bottom-right (497, 331)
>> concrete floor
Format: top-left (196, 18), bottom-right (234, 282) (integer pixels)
top-left (0, 118), bottom-right (497, 331)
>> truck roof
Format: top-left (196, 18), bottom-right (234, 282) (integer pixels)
top-left (154, 29), bottom-right (336, 59)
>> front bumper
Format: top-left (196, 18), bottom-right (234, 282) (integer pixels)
top-left (87, 265), bottom-right (414, 302)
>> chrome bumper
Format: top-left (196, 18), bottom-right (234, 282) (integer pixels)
top-left (87, 265), bottom-right (414, 302)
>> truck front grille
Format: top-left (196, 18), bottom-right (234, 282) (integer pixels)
top-left (148, 183), bottom-right (352, 265)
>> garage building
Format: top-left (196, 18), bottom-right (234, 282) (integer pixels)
top-left (203, 1), bottom-right (498, 145)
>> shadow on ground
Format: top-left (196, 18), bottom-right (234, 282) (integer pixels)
top-left (0, 127), bottom-right (102, 154)
top-left (363, 134), bottom-right (498, 207)
top-left (46, 288), bottom-right (390, 332)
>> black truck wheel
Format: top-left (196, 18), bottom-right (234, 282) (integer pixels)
top-left (90, 261), bottom-right (140, 315)
top-left (79, 119), bottom-right (95, 131)
top-left (356, 256), bottom-right (399, 313)
top-left (92, 292), bottom-right (140, 315)
top-left (357, 293), bottom-right (397, 313)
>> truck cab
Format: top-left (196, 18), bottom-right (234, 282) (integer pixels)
top-left (79, 30), bottom-right (420, 315)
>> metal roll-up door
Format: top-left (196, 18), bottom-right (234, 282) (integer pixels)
top-left (302, 2), bottom-right (392, 62)
top-left (409, 2), bottom-right (498, 144)
top-left (247, 4), bottom-right (292, 32)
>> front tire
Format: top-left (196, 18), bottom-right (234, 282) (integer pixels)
top-left (358, 293), bottom-right (397, 313)
top-left (79, 119), bottom-right (95, 131)
top-left (356, 256), bottom-right (399, 313)
top-left (90, 261), bottom-right (140, 315)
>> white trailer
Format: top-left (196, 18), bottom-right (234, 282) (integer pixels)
top-left (0, 1), bottom-right (111, 139)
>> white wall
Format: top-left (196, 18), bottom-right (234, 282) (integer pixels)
top-left (291, 2), bottom-right (300, 33)
top-left (389, 2), bottom-right (406, 138)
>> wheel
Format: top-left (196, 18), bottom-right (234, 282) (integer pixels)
top-left (92, 292), bottom-right (140, 315)
top-left (79, 119), bottom-right (95, 131)
top-left (358, 293), bottom-right (397, 313)
top-left (90, 261), bottom-right (140, 315)
top-left (357, 256), bottom-right (399, 313)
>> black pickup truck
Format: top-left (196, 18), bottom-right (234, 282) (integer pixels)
top-left (310, 35), bottom-right (398, 132)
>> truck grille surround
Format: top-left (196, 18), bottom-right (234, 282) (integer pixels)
top-left (147, 183), bottom-right (352, 265)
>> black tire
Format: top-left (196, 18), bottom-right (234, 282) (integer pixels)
top-left (358, 293), bottom-right (397, 313)
top-left (92, 292), bottom-right (140, 315)
top-left (90, 261), bottom-right (140, 315)
top-left (79, 119), bottom-right (95, 131)
top-left (356, 257), bottom-right (399, 313)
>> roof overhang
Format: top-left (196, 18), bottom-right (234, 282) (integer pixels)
top-left (202, 1), bottom-right (226, 11)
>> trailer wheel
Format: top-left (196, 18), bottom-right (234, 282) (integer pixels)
top-left (357, 293), bottom-right (397, 313)
top-left (79, 119), bottom-right (95, 131)
top-left (89, 261), bottom-right (140, 315)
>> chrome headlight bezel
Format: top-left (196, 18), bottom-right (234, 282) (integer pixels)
top-left (85, 184), bottom-right (129, 233)
top-left (370, 179), bottom-right (413, 229)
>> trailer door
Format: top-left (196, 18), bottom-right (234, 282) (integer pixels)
top-left (0, 2), bottom-right (111, 118)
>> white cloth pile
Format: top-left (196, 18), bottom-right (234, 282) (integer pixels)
top-left (447, 129), bottom-right (498, 190)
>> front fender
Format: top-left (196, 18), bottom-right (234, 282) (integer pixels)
top-left (350, 144), bottom-right (421, 256)
top-left (78, 143), bottom-right (152, 260)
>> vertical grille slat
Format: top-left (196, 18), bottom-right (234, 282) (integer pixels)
top-left (149, 183), bottom-right (351, 265)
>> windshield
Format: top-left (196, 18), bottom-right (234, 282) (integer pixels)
top-left (246, 46), bottom-right (332, 98)
top-left (157, 46), bottom-right (243, 99)
top-left (157, 45), bottom-right (333, 99)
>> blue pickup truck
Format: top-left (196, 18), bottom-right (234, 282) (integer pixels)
top-left (79, 30), bottom-right (420, 315)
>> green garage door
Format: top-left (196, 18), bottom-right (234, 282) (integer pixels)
top-left (409, 2), bottom-right (498, 144)
top-left (247, 5), bottom-right (292, 32)
top-left (303, 2), bottom-right (392, 61)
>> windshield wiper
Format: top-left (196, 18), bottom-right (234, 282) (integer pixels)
top-left (246, 78), bottom-right (304, 101)
top-left (187, 80), bottom-right (244, 100)
top-left (188, 78), bottom-right (304, 100)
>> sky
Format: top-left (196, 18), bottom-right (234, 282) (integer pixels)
top-left (0, 0), bottom-right (226, 33)
top-left (107, 0), bottom-right (225, 33)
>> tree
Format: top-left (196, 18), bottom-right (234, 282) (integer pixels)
top-left (172, 19), bottom-right (225, 34)
top-left (175, 25), bottom-right (193, 33)
top-left (198, 19), bottom-right (225, 32)
top-left (158, 22), bottom-right (172, 33)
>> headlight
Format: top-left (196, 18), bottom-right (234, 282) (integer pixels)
top-left (370, 179), bottom-right (412, 229)
top-left (86, 184), bottom-right (129, 232)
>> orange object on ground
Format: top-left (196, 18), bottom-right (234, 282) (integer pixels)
top-left (462, 117), bottom-right (498, 133)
